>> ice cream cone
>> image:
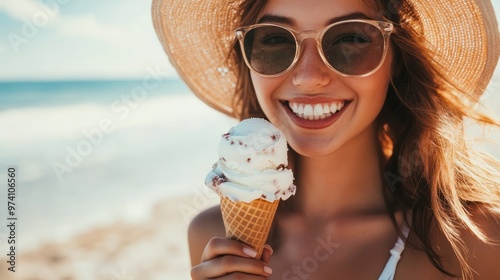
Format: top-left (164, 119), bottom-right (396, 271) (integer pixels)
top-left (220, 196), bottom-right (279, 259)
top-left (206, 119), bottom-right (295, 259)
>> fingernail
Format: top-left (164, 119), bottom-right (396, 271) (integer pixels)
top-left (264, 244), bottom-right (274, 255)
top-left (243, 247), bottom-right (257, 258)
top-left (264, 266), bottom-right (273, 274)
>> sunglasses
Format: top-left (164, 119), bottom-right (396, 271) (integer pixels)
top-left (235, 19), bottom-right (394, 77)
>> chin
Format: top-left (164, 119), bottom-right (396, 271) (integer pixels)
top-left (288, 134), bottom-right (344, 158)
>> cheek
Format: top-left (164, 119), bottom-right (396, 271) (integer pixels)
top-left (356, 75), bottom-right (390, 103)
top-left (360, 84), bottom-right (388, 123)
top-left (343, 60), bottom-right (392, 128)
top-left (250, 72), bottom-right (278, 112)
top-left (356, 54), bottom-right (393, 109)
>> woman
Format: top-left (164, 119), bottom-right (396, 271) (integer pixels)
top-left (153, 0), bottom-right (500, 279)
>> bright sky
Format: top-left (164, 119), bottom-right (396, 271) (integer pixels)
top-left (0, 0), bottom-right (177, 81)
top-left (0, 0), bottom-right (499, 81)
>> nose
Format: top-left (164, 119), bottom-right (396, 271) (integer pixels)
top-left (292, 39), bottom-right (331, 91)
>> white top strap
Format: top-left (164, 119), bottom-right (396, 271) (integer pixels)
top-left (378, 225), bottom-right (410, 280)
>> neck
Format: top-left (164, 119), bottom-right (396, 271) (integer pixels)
top-left (295, 125), bottom-right (386, 220)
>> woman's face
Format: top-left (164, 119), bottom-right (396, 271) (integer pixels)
top-left (250, 0), bottom-right (393, 157)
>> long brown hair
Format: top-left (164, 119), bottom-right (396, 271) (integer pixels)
top-left (229, 1), bottom-right (500, 279)
top-left (230, 0), bottom-right (267, 120)
top-left (373, 1), bottom-right (500, 279)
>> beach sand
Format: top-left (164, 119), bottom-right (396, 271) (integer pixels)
top-left (0, 194), bottom-right (219, 280)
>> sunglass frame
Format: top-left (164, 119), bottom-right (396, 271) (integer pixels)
top-left (235, 19), bottom-right (394, 78)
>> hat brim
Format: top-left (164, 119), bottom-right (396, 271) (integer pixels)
top-left (409, 0), bottom-right (500, 98)
top-left (152, 0), bottom-right (242, 117)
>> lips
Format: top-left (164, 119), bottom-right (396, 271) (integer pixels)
top-left (282, 99), bottom-right (351, 130)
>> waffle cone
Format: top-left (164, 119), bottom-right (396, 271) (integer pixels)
top-left (220, 196), bottom-right (279, 259)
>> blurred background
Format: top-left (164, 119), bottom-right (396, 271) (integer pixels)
top-left (0, 1), bottom-right (499, 279)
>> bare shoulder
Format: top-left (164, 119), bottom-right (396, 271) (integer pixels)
top-left (461, 205), bottom-right (500, 278)
top-left (187, 205), bottom-right (225, 266)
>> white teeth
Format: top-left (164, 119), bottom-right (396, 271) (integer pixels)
top-left (298, 104), bottom-right (304, 115)
top-left (338, 102), bottom-right (344, 111)
top-left (313, 104), bottom-right (323, 116)
top-left (288, 101), bottom-right (346, 120)
top-left (323, 104), bottom-right (330, 114)
top-left (330, 103), bottom-right (337, 113)
top-left (303, 104), bottom-right (313, 116)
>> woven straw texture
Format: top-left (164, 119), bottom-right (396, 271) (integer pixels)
top-left (407, 0), bottom-right (500, 99)
top-left (152, 0), bottom-right (241, 116)
top-left (152, 0), bottom-right (499, 116)
top-left (220, 196), bottom-right (279, 259)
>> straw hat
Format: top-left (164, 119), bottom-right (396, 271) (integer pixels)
top-left (152, 0), bottom-right (500, 117)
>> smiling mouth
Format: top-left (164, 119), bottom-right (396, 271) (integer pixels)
top-left (287, 101), bottom-right (349, 120)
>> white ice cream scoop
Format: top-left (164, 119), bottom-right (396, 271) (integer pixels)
top-left (205, 118), bottom-right (296, 203)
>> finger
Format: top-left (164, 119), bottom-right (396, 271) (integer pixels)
top-left (201, 237), bottom-right (258, 262)
top-left (217, 272), bottom-right (271, 280)
top-left (191, 255), bottom-right (272, 279)
top-left (260, 244), bottom-right (274, 264)
top-left (216, 272), bottom-right (270, 280)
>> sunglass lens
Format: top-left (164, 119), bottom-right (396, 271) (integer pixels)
top-left (243, 26), bottom-right (297, 75)
top-left (322, 22), bottom-right (385, 75)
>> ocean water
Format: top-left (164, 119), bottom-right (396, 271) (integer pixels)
top-left (0, 77), bottom-right (499, 252)
top-left (0, 79), bottom-right (236, 251)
